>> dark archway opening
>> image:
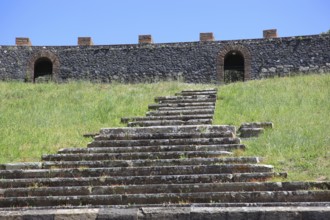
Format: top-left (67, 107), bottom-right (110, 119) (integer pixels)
top-left (224, 51), bottom-right (244, 83)
top-left (34, 57), bottom-right (53, 82)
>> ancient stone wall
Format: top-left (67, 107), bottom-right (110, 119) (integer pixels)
top-left (0, 34), bottom-right (329, 83)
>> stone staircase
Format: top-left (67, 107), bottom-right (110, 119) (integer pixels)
top-left (0, 89), bottom-right (329, 219)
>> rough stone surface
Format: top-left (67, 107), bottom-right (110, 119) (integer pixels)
top-left (1, 35), bottom-right (329, 83)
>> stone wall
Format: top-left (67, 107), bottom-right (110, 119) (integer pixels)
top-left (0, 34), bottom-right (329, 83)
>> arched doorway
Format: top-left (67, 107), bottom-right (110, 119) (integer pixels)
top-left (224, 51), bottom-right (244, 83)
top-left (217, 44), bottom-right (251, 84)
top-left (26, 50), bottom-right (60, 83)
top-left (34, 57), bottom-right (53, 82)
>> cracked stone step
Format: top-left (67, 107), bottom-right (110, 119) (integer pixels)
top-left (155, 95), bottom-right (216, 102)
top-left (42, 151), bottom-right (233, 161)
top-left (121, 114), bottom-right (214, 123)
top-left (158, 98), bottom-right (216, 104)
top-left (94, 131), bottom-right (234, 141)
top-left (2, 182), bottom-right (328, 198)
top-left (0, 190), bottom-right (328, 207)
top-left (87, 137), bottom-right (241, 148)
top-left (58, 144), bottom-right (246, 154)
top-left (0, 164), bottom-right (274, 179)
top-left (98, 125), bottom-right (236, 136)
top-left (146, 109), bottom-right (214, 116)
top-left (0, 172), bottom-right (282, 188)
top-left (148, 102), bottom-right (215, 110)
top-left (42, 157), bottom-right (261, 169)
top-left (127, 119), bottom-right (213, 127)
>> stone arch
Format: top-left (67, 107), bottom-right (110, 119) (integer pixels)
top-left (26, 50), bottom-right (60, 82)
top-left (217, 44), bottom-right (251, 83)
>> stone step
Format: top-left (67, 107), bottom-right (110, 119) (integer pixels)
top-left (157, 106), bottom-right (215, 111)
top-left (239, 122), bottom-right (274, 129)
top-left (158, 98), bottom-right (216, 104)
top-left (149, 107), bottom-right (215, 113)
top-left (177, 90), bottom-right (218, 96)
top-left (0, 164), bottom-right (274, 179)
top-left (1, 205), bottom-right (329, 219)
top-left (0, 204), bottom-right (328, 219)
top-left (98, 125), bottom-right (236, 136)
top-left (127, 119), bottom-right (212, 127)
top-left (42, 151), bottom-right (233, 161)
top-left (94, 131), bottom-right (234, 141)
top-left (121, 114), bottom-right (214, 123)
top-left (0, 190), bottom-right (328, 207)
top-left (155, 95), bottom-right (216, 102)
top-left (42, 157), bottom-right (261, 169)
top-left (181, 88), bottom-right (218, 92)
top-left (146, 109), bottom-right (214, 116)
top-left (58, 144), bottom-right (246, 154)
top-left (148, 102), bottom-right (215, 110)
top-left (2, 182), bottom-right (328, 198)
top-left (87, 137), bottom-right (241, 148)
top-left (0, 172), bottom-right (282, 188)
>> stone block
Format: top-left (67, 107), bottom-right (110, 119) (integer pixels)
top-left (139, 35), bottom-right (153, 44)
top-left (239, 122), bottom-right (274, 129)
top-left (78, 37), bottom-right (93, 46)
top-left (263, 29), bottom-right (278, 38)
top-left (200, 32), bottom-right (215, 42)
top-left (15, 37), bottom-right (31, 46)
top-left (239, 127), bottom-right (264, 138)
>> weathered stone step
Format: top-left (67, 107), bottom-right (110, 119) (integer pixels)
top-left (0, 164), bottom-right (273, 179)
top-left (42, 151), bottom-right (233, 161)
top-left (158, 98), bottom-right (216, 104)
top-left (87, 137), bottom-right (240, 148)
top-left (58, 144), bottom-right (246, 154)
top-left (146, 109), bottom-right (214, 116)
top-left (42, 157), bottom-right (260, 169)
top-left (94, 131), bottom-right (234, 141)
top-left (1, 205), bottom-right (329, 219)
top-left (157, 106), bottom-right (215, 111)
top-left (177, 90), bottom-right (218, 96)
top-left (0, 190), bottom-right (328, 207)
top-left (148, 102), bottom-right (215, 110)
top-left (181, 88), bottom-right (218, 92)
top-left (99, 125), bottom-right (236, 136)
top-left (0, 172), bottom-right (282, 188)
top-left (155, 95), bottom-right (216, 102)
top-left (128, 119), bottom-right (212, 127)
top-left (2, 182), bottom-right (328, 198)
top-left (121, 114), bottom-right (214, 123)
top-left (149, 107), bottom-right (215, 113)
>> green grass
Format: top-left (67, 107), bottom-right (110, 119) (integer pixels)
top-left (215, 74), bottom-right (329, 181)
top-left (0, 74), bottom-right (329, 181)
top-left (0, 81), bottom-right (210, 162)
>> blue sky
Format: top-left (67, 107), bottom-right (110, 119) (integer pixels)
top-left (0, 0), bottom-right (329, 45)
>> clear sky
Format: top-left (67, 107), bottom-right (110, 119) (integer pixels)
top-left (0, 0), bottom-right (329, 45)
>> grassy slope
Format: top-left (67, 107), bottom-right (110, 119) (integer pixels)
top-left (0, 74), bottom-right (329, 181)
top-left (0, 81), bottom-right (210, 163)
top-left (215, 74), bottom-right (329, 181)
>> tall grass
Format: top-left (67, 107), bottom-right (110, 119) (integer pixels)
top-left (0, 74), bottom-right (329, 181)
